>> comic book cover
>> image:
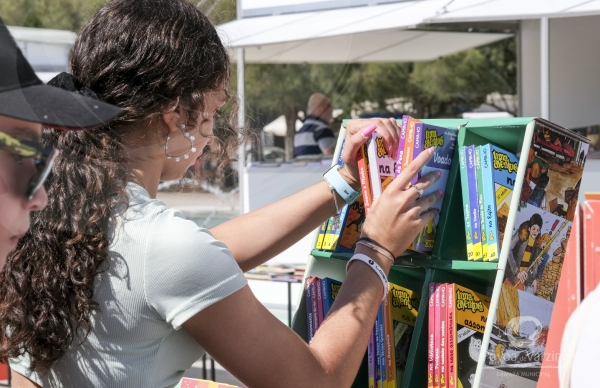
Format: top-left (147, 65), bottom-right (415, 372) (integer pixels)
top-left (481, 120), bottom-right (589, 387)
top-left (410, 122), bottom-right (424, 184)
top-left (413, 124), bottom-right (458, 252)
top-left (395, 115), bottom-right (410, 177)
top-left (306, 277), bottom-right (314, 343)
top-left (481, 144), bottom-right (518, 262)
top-left (368, 132), bottom-right (396, 199)
top-left (315, 219), bottom-right (328, 250)
top-left (440, 284), bottom-right (447, 388)
top-left (402, 117), bottom-right (418, 172)
top-left (466, 145), bottom-right (483, 260)
top-left (338, 197), bottom-right (365, 253)
top-left (368, 327), bottom-right (376, 388)
top-left (321, 277), bottom-right (342, 318)
top-left (475, 146), bottom-right (489, 262)
top-left (434, 283), bottom-right (441, 388)
top-left (358, 142), bottom-right (373, 215)
top-left (389, 282), bottom-right (420, 388)
top-left (452, 284), bottom-right (491, 388)
top-left (459, 147), bottom-right (475, 260)
top-left (446, 284), bottom-right (456, 388)
top-left (428, 283), bottom-right (437, 388)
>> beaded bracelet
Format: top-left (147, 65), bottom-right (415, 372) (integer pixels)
top-left (346, 253), bottom-right (389, 302)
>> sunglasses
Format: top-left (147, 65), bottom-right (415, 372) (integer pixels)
top-left (0, 130), bottom-right (58, 200)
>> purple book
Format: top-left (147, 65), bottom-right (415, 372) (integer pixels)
top-left (413, 124), bottom-right (458, 252)
top-left (466, 145), bottom-right (483, 260)
top-left (410, 122), bottom-right (424, 184)
top-left (394, 115), bottom-right (410, 177)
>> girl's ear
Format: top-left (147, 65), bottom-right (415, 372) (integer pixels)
top-left (160, 104), bottom-right (182, 134)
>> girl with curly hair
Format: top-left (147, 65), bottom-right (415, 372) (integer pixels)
top-left (2, 1), bottom-right (442, 387)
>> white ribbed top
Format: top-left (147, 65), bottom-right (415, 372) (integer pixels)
top-left (11, 183), bottom-right (247, 387)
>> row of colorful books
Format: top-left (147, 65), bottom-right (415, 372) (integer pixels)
top-left (458, 144), bottom-right (519, 261)
top-left (305, 276), bottom-right (420, 388)
top-left (316, 116), bottom-right (459, 255)
top-left (427, 283), bottom-right (491, 388)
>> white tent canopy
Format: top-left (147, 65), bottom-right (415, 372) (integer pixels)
top-left (263, 115), bottom-right (303, 137)
top-left (218, 0), bottom-right (511, 63)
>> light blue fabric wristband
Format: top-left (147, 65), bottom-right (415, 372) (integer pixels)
top-left (323, 165), bottom-right (361, 205)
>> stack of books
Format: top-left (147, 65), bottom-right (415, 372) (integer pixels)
top-left (458, 144), bottom-right (519, 261)
top-left (316, 116), bottom-right (458, 255)
top-left (305, 276), bottom-right (420, 388)
top-left (427, 283), bottom-right (491, 388)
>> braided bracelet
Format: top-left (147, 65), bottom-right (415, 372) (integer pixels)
top-left (346, 253), bottom-right (389, 302)
top-left (355, 237), bottom-right (396, 261)
top-left (355, 240), bottom-right (395, 263)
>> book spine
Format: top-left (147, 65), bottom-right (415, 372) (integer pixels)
top-left (378, 303), bottom-right (387, 387)
top-left (428, 283), bottom-right (436, 388)
top-left (358, 143), bottom-right (373, 215)
top-left (466, 145), bottom-right (483, 260)
top-left (440, 284), bottom-right (447, 388)
top-left (434, 283), bottom-right (441, 388)
top-left (310, 278), bottom-right (319, 335)
top-left (368, 133), bottom-right (382, 198)
top-left (315, 220), bottom-right (328, 250)
top-left (402, 118), bottom-right (417, 172)
top-left (446, 283), bottom-right (456, 388)
top-left (481, 145), bottom-right (499, 262)
top-left (384, 290), bottom-right (394, 388)
top-left (321, 278), bottom-right (330, 318)
top-left (368, 327), bottom-right (376, 388)
top-left (330, 204), bottom-right (350, 252)
top-left (410, 122), bottom-right (424, 184)
top-left (321, 218), bottom-right (334, 251)
top-left (394, 115), bottom-right (409, 177)
top-left (315, 276), bottom-right (324, 329)
top-left (306, 278), bottom-right (314, 343)
top-left (458, 147), bottom-right (475, 260)
top-left (475, 146), bottom-right (489, 262)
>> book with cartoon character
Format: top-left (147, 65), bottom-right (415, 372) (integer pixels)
top-left (367, 132), bottom-right (396, 199)
top-left (480, 144), bottom-right (518, 262)
top-left (451, 284), bottom-right (491, 388)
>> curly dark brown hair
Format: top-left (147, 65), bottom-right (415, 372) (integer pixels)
top-left (0, 0), bottom-right (241, 373)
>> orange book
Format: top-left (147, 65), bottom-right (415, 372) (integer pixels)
top-left (358, 142), bottom-right (373, 215)
top-left (402, 117), bottom-right (420, 172)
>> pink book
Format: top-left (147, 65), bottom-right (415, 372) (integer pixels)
top-left (434, 283), bottom-right (441, 388)
top-left (315, 276), bottom-right (324, 329)
top-left (446, 283), bottom-right (456, 388)
top-left (440, 284), bottom-right (447, 388)
top-left (394, 115), bottom-right (410, 177)
top-left (428, 283), bottom-right (436, 388)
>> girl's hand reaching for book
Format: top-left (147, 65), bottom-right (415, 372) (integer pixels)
top-left (338, 118), bottom-right (401, 190)
top-left (360, 146), bottom-right (443, 258)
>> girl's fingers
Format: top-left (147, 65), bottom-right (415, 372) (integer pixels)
top-left (343, 123), bottom-right (377, 161)
top-left (379, 118), bottom-right (399, 159)
top-left (418, 207), bottom-right (440, 228)
top-left (404, 170), bottom-right (442, 201)
top-left (389, 147), bottom-right (435, 192)
top-left (414, 191), bottom-right (444, 214)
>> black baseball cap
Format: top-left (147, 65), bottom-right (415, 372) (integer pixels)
top-left (0, 19), bottom-right (122, 129)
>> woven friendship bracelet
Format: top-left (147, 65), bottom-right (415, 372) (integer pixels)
top-left (355, 237), bottom-right (396, 261)
top-left (346, 253), bottom-right (389, 302)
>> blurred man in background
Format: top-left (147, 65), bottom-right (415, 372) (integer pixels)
top-left (294, 93), bottom-right (336, 157)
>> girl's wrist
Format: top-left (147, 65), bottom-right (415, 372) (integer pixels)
top-left (338, 166), bottom-right (361, 192)
top-left (353, 244), bottom-right (392, 275)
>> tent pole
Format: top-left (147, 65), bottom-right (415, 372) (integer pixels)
top-left (236, 0), bottom-right (246, 215)
top-left (541, 17), bottom-right (549, 119)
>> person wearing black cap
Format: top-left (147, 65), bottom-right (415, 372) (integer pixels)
top-left (0, 18), bottom-right (121, 267)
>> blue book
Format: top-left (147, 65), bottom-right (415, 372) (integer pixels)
top-left (466, 145), bottom-right (483, 260)
top-left (480, 144), bottom-right (518, 262)
top-left (305, 278), bottom-right (314, 343)
top-left (458, 147), bottom-right (475, 260)
top-left (377, 303), bottom-right (386, 387)
top-left (321, 277), bottom-right (342, 318)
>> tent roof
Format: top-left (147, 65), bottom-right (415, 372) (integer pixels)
top-left (427, 0), bottom-right (600, 23)
top-left (7, 26), bottom-right (76, 45)
top-left (217, 1), bottom-right (511, 63)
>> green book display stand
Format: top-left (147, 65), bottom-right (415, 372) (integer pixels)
top-left (291, 117), bottom-right (590, 388)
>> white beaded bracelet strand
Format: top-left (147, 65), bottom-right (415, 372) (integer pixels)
top-left (346, 253), bottom-right (389, 302)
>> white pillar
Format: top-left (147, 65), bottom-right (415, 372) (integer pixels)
top-left (236, 0), bottom-right (246, 215)
top-left (541, 17), bottom-right (549, 119)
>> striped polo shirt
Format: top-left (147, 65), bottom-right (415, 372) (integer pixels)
top-left (294, 115), bottom-right (336, 157)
